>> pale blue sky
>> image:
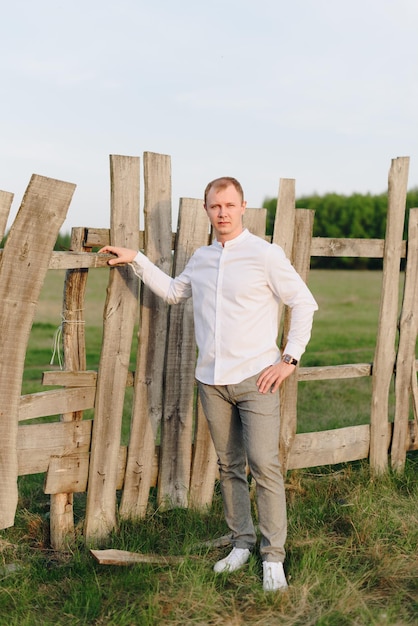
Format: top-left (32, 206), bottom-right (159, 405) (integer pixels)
top-left (1, 0), bottom-right (417, 232)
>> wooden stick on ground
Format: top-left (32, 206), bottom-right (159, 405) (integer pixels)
top-left (90, 549), bottom-right (184, 566)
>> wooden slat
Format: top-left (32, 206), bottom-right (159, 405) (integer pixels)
top-left (44, 452), bottom-right (90, 494)
top-left (298, 363), bottom-right (372, 381)
top-left (18, 387), bottom-right (96, 421)
top-left (48, 251), bottom-right (110, 270)
top-left (243, 207), bottom-right (267, 236)
top-left (157, 197), bottom-right (210, 509)
top-left (0, 175), bottom-right (75, 530)
top-left (42, 370), bottom-right (98, 387)
top-left (120, 152), bottom-right (173, 519)
top-left (17, 420), bottom-right (92, 475)
top-left (189, 387), bottom-right (218, 509)
top-left (0, 190), bottom-right (14, 240)
top-left (84, 155), bottom-right (140, 543)
top-left (370, 157), bottom-right (409, 473)
top-left (288, 425), bottom-right (370, 469)
top-left (391, 208), bottom-right (418, 471)
top-left (311, 237), bottom-right (384, 258)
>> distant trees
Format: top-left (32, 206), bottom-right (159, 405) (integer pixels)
top-left (263, 188), bottom-right (418, 268)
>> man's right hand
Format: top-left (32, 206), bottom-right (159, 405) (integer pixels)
top-left (98, 246), bottom-right (138, 266)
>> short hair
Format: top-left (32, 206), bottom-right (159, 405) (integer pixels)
top-left (204, 177), bottom-right (244, 205)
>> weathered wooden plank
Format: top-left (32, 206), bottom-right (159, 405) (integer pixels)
top-left (90, 549), bottom-right (184, 566)
top-left (243, 207), bottom-right (267, 236)
top-left (17, 420), bottom-right (92, 475)
top-left (120, 152), bottom-right (173, 519)
top-left (157, 197), bottom-right (210, 510)
top-left (298, 363), bottom-right (372, 381)
top-left (370, 157), bottom-right (409, 473)
top-left (0, 175), bottom-right (75, 529)
top-left (42, 370), bottom-right (98, 387)
top-left (189, 388), bottom-right (218, 509)
top-left (0, 190), bottom-right (14, 240)
top-left (288, 425), bottom-right (370, 469)
top-left (272, 179), bottom-right (296, 256)
top-left (280, 210), bottom-right (315, 471)
top-left (310, 237), bottom-right (392, 259)
top-left (18, 387), bottom-right (96, 422)
top-left (84, 155), bottom-right (140, 543)
top-left (48, 251), bottom-right (110, 270)
top-left (44, 452), bottom-right (90, 494)
top-left (391, 208), bottom-right (418, 471)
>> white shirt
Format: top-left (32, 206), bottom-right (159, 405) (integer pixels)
top-left (132, 229), bottom-right (318, 385)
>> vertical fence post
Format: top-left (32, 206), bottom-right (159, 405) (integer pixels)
top-left (279, 209), bottom-right (315, 471)
top-left (370, 157), bottom-right (409, 473)
top-left (391, 207), bottom-right (418, 471)
top-left (50, 227), bottom-right (91, 549)
top-left (0, 175), bottom-right (75, 529)
top-left (84, 156), bottom-right (140, 543)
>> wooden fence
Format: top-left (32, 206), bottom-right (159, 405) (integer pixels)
top-left (0, 153), bottom-right (417, 550)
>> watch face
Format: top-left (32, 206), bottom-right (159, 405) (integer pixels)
top-left (283, 355), bottom-right (291, 363)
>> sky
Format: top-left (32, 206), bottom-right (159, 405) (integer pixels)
top-left (1, 0), bottom-right (417, 233)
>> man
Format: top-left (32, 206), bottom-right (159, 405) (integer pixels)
top-left (99, 176), bottom-right (318, 591)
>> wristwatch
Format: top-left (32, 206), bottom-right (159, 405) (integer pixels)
top-left (282, 354), bottom-right (298, 366)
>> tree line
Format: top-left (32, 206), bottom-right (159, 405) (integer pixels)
top-left (263, 188), bottom-right (418, 269)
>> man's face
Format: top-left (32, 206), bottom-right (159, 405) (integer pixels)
top-left (204, 184), bottom-right (246, 244)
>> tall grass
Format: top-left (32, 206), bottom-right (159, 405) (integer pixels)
top-left (1, 269), bottom-right (417, 625)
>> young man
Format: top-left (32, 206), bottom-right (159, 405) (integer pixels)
top-left (99, 177), bottom-right (318, 591)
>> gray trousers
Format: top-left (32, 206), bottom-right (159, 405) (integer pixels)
top-left (198, 373), bottom-right (287, 562)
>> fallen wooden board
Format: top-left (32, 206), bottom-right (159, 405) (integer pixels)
top-left (90, 549), bottom-right (184, 566)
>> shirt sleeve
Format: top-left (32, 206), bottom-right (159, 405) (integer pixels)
top-left (130, 251), bottom-right (193, 304)
top-left (266, 244), bottom-right (318, 361)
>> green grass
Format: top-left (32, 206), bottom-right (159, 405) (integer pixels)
top-left (1, 268), bottom-right (417, 625)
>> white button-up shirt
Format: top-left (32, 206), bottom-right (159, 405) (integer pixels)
top-left (132, 229), bottom-right (318, 385)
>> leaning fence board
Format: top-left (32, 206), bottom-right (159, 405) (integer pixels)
top-left (157, 198), bottom-right (210, 509)
top-left (120, 152), bottom-right (173, 519)
top-left (0, 190), bottom-right (13, 240)
top-left (0, 175), bottom-right (75, 530)
top-left (391, 208), bottom-right (418, 471)
top-left (90, 549), bottom-right (184, 566)
top-left (370, 157), bottom-right (409, 473)
top-left (84, 155), bottom-right (140, 543)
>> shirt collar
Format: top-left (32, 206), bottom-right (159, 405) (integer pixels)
top-left (213, 228), bottom-right (250, 249)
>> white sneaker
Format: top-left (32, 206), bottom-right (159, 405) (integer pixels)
top-left (213, 547), bottom-right (251, 573)
top-left (262, 561), bottom-right (288, 592)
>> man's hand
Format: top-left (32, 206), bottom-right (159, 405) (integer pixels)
top-left (98, 246), bottom-right (138, 266)
top-left (256, 361), bottom-right (296, 394)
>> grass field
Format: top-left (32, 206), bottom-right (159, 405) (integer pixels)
top-left (1, 269), bottom-right (417, 625)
